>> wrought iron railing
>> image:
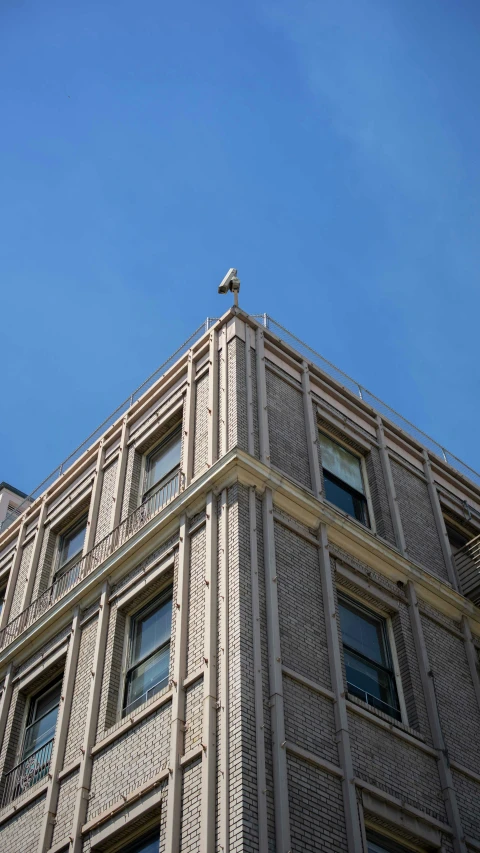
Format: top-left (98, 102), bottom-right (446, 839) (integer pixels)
top-left (1, 739), bottom-right (54, 806)
top-left (454, 536), bottom-right (480, 606)
top-left (0, 470), bottom-right (184, 653)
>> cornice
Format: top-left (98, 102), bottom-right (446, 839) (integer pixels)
top-left (1, 448), bottom-right (479, 679)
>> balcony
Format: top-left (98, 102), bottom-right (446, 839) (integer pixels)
top-left (1, 738), bottom-right (54, 806)
top-left (0, 470), bottom-right (184, 653)
top-left (454, 534), bottom-right (480, 605)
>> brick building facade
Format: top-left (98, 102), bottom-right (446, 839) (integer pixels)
top-left (0, 307), bottom-right (479, 853)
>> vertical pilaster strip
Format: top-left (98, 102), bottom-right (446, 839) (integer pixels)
top-left (422, 451), bottom-right (459, 591)
top-left (375, 416), bottom-right (407, 556)
top-left (70, 583), bottom-right (110, 853)
top-left (262, 488), bottom-right (291, 853)
top-left (256, 327), bottom-right (270, 467)
top-left (183, 353), bottom-right (196, 486)
top-left (302, 362), bottom-right (322, 500)
top-left (165, 515), bottom-right (189, 853)
top-left (0, 664), bottom-right (14, 750)
top-left (461, 617), bottom-right (480, 713)
top-left (207, 330), bottom-right (218, 468)
top-left (111, 417), bottom-right (129, 529)
top-left (220, 326), bottom-right (228, 457)
top-left (249, 486), bottom-right (268, 851)
top-left (83, 440), bottom-right (105, 554)
top-left (20, 499), bottom-right (48, 612)
top-left (0, 520), bottom-right (27, 630)
top-left (407, 582), bottom-right (466, 853)
top-left (317, 523), bottom-right (364, 853)
top-left (200, 493), bottom-right (217, 853)
top-left (37, 606), bottom-right (82, 853)
top-left (219, 489), bottom-right (230, 853)
top-left (245, 328), bottom-right (255, 456)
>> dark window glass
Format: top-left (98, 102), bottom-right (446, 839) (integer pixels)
top-left (57, 516), bottom-right (87, 577)
top-left (367, 830), bottom-right (412, 852)
top-left (445, 523), bottom-right (470, 556)
top-left (23, 681), bottom-right (62, 759)
top-left (339, 598), bottom-right (401, 721)
top-left (319, 433), bottom-right (369, 526)
top-left (124, 829), bottom-right (160, 853)
top-left (123, 593), bottom-right (172, 716)
top-left (145, 429), bottom-right (181, 498)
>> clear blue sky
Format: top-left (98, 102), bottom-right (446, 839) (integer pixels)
top-left (1, 0), bottom-right (480, 494)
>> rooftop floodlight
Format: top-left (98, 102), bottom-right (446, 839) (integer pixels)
top-left (218, 268), bottom-right (240, 306)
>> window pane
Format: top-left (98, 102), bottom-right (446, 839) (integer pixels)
top-left (126, 830), bottom-right (160, 853)
top-left (147, 433), bottom-right (181, 491)
top-left (125, 645), bottom-right (170, 713)
top-left (60, 520), bottom-right (86, 568)
top-left (23, 706), bottom-right (59, 756)
top-left (34, 682), bottom-right (62, 719)
top-left (339, 601), bottom-right (386, 665)
top-left (133, 598), bottom-right (172, 665)
top-left (323, 473), bottom-right (366, 523)
top-left (319, 433), bottom-right (364, 493)
top-left (344, 649), bottom-right (398, 710)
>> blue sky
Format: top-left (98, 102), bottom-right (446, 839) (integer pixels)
top-left (1, 0), bottom-right (480, 494)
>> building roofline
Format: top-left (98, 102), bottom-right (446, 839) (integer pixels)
top-left (0, 482), bottom-right (27, 499)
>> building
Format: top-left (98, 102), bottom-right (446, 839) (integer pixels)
top-left (0, 304), bottom-right (479, 853)
top-left (0, 482), bottom-right (29, 532)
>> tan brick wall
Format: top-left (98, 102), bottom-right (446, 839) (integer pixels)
top-left (391, 459), bottom-right (448, 582)
top-left (52, 769), bottom-right (79, 846)
top-left (95, 459), bottom-right (118, 544)
top-left (266, 366), bottom-right (311, 489)
top-left (287, 755), bottom-right (347, 852)
top-left (192, 372), bottom-right (209, 477)
top-left (0, 793), bottom-right (46, 852)
top-left (64, 615), bottom-right (98, 766)
top-left (88, 701), bottom-right (171, 822)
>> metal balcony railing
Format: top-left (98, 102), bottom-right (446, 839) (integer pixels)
top-left (454, 536), bottom-right (480, 606)
top-left (0, 470), bottom-right (184, 653)
top-left (1, 739), bottom-right (54, 806)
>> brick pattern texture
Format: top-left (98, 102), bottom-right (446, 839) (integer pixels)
top-left (391, 459), bottom-right (448, 581)
top-left (186, 525), bottom-right (205, 677)
top-left (9, 539), bottom-right (33, 621)
top-left (287, 754), bottom-right (347, 852)
top-left (51, 769), bottom-right (79, 845)
top-left (180, 757), bottom-right (202, 852)
top-left (95, 459), bottom-right (118, 544)
top-left (193, 372), bottom-right (209, 477)
top-left (64, 616), bottom-right (98, 766)
top-left (227, 338), bottom-right (248, 453)
top-left (0, 793), bottom-right (46, 852)
top-left (266, 366), bottom-right (311, 489)
top-left (88, 701), bottom-right (171, 821)
top-left (422, 613), bottom-right (480, 773)
top-left (274, 520), bottom-right (331, 689)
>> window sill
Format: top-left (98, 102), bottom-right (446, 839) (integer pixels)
top-left (92, 686), bottom-right (172, 756)
top-left (346, 693), bottom-right (433, 753)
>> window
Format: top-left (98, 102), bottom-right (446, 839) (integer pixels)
top-left (4, 680), bottom-right (62, 803)
top-left (56, 515), bottom-right (87, 580)
top-left (339, 596), bottom-right (401, 721)
top-left (319, 432), bottom-right (369, 526)
top-left (0, 586), bottom-right (5, 619)
top-left (123, 591), bottom-right (172, 716)
top-left (445, 521), bottom-right (470, 556)
top-left (23, 680), bottom-right (62, 760)
top-left (367, 830), bottom-right (414, 852)
top-left (143, 428), bottom-right (181, 502)
top-left (123, 829), bottom-right (160, 853)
